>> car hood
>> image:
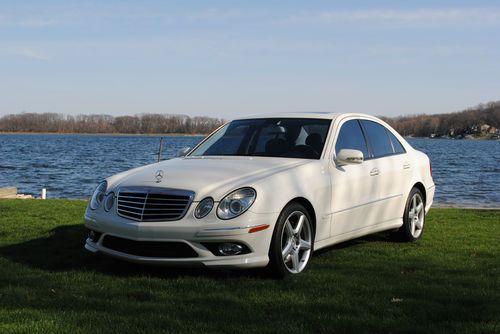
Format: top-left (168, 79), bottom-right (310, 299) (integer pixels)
top-left (107, 156), bottom-right (312, 201)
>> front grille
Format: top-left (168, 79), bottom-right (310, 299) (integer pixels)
top-left (102, 235), bottom-right (198, 258)
top-left (116, 187), bottom-right (194, 222)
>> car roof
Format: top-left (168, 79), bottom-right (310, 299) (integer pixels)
top-left (233, 112), bottom-right (378, 121)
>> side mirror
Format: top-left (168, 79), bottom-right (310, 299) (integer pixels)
top-left (176, 147), bottom-right (191, 157)
top-left (336, 149), bottom-right (364, 165)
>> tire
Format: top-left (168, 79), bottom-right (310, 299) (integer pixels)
top-left (396, 187), bottom-right (426, 242)
top-left (268, 203), bottom-right (314, 277)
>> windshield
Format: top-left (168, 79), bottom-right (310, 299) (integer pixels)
top-left (190, 118), bottom-right (331, 159)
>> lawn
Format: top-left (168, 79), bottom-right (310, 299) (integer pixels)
top-left (0, 200), bottom-right (498, 333)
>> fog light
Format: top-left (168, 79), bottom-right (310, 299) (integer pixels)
top-left (218, 243), bottom-right (243, 256)
top-left (87, 229), bottom-right (102, 243)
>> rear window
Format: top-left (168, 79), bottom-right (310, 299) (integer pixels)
top-left (386, 130), bottom-right (406, 154)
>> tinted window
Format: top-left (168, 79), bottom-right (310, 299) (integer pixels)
top-left (190, 118), bottom-right (331, 159)
top-left (335, 120), bottom-right (369, 158)
top-left (253, 124), bottom-right (288, 153)
top-left (387, 130), bottom-right (406, 154)
top-left (204, 124), bottom-right (250, 155)
top-left (360, 120), bottom-right (393, 158)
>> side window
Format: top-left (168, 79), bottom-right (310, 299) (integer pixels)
top-left (386, 130), bottom-right (406, 154)
top-left (335, 120), bottom-right (369, 158)
top-left (360, 120), bottom-right (393, 158)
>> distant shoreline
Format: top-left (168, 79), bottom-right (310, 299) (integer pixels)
top-left (404, 135), bottom-right (499, 141)
top-left (1, 132), bottom-right (497, 140)
top-left (0, 132), bottom-right (207, 137)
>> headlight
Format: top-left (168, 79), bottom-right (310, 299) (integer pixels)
top-left (90, 181), bottom-right (107, 210)
top-left (104, 192), bottom-right (115, 212)
top-left (217, 187), bottom-right (256, 220)
top-left (194, 197), bottom-right (214, 219)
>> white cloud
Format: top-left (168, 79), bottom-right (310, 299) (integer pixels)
top-left (0, 47), bottom-right (49, 60)
top-left (17, 18), bottom-right (57, 28)
top-left (285, 8), bottom-right (500, 25)
top-left (187, 8), bottom-right (246, 20)
top-left (0, 16), bottom-right (57, 28)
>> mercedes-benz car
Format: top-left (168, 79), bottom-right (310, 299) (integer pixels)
top-left (84, 113), bottom-right (435, 276)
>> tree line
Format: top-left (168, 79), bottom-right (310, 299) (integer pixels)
top-left (0, 113), bottom-right (225, 134)
top-left (1, 101), bottom-right (499, 137)
top-left (381, 101), bottom-right (500, 138)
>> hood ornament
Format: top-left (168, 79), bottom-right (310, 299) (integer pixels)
top-left (155, 170), bottom-right (164, 183)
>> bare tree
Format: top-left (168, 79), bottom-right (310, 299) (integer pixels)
top-left (381, 101), bottom-right (500, 137)
top-left (0, 112), bottom-right (225, 134)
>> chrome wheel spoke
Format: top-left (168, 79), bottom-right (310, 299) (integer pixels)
top-left (291, 250), bottom-right (300, 271)
top-left (299, 238), bottom-right (311, 250)
top-left (284, 220), bottom-right (294, 238)
top-left (415, 218), bottom-right (423, 230)
top-left (282, 241), bottom-right (293, 259)
top-left (416, 203), bottom-right (423, 214)
top-left (294, 214), bottom-right (304, 235)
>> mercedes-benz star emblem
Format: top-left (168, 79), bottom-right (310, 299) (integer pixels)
top-left (155, 170), bottom-right (164, 183)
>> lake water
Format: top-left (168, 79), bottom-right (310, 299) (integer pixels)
top-left (0, 134), bottom-right (499, 207)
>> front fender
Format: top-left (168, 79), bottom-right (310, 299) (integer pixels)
top-left (249, 160), bottom-right (332, 241)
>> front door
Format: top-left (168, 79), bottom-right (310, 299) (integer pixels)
top-left (329, 119), bottom-right (382, 237)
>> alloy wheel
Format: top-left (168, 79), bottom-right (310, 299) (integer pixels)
top-left (408, 193), bottom-right (424, 238)
top-left (280, 211), bottom-right (312, 274)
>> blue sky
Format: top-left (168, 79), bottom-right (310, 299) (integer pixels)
top-left (1, 0), bottom-right (499, 119)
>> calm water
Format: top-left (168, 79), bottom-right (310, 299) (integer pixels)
top-left (407, 138), bottom-right (499, 208)
top-left (0, 135), bottom-right (499, 207)
top-left (0, 134), bottom-right (203, 199)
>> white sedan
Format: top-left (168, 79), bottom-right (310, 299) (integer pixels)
top-left (84, 113), bottom-right (435, 276)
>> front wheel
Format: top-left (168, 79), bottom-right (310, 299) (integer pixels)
top-left (268, 203), bottom-right (314, 277)
top-left (396, 188), bottom-right (425, 242)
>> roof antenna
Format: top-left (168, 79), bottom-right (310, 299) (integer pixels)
top-left (157, 137), bottom-right (164, 162)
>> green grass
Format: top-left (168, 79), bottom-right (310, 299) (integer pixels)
top-left (0, 200), bottom-right (498, 333)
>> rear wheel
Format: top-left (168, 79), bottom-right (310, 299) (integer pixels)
top-left (397, 188), bottom-right (425, 241)
top-left (268, 203), bottom-right (314, 277)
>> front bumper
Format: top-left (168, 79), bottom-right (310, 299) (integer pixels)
top-left (84, 206), bottom-right (278, 269)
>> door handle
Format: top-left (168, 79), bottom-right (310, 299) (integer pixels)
top-left (370, 168), bottom-right (379, 176)
top-left (403, 162), bottom-right (411, 169)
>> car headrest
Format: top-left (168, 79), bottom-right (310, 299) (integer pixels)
top-left (265, 138), bottom-right (289, 156)
top-left (305, 133), bottom-right (322, 150)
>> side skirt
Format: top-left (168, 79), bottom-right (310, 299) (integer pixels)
top-left (314, 218), bottom-right (403, 251)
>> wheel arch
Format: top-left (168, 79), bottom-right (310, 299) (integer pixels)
top-left (412, 182), bottom-right (426, 205)
top-left (284, 197), bottom-right (317, 235)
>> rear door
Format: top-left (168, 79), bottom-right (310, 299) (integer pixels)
top-left (359, 120), bottom-right (409, 224)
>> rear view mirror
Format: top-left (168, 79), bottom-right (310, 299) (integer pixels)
top-left (176, 147), bottom-right (191, 157)
top-left (336, 149), bottom-right (364, 165)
